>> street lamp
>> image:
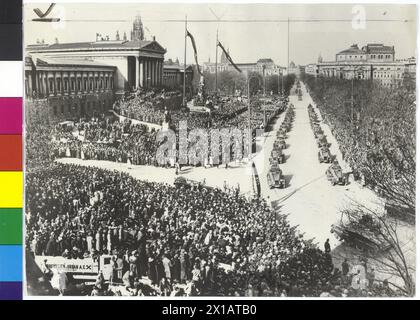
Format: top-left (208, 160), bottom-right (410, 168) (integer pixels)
top-left (247, 75), bottom-right (261, 158)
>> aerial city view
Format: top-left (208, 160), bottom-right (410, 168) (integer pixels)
top-left (24, 3), bottom-right (416, 297)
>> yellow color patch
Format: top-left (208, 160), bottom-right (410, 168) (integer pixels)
top-left (0, 171), bottom-right (23, 208)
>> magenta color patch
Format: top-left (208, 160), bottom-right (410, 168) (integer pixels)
top-left (0, 98), bottom-right (22, 134)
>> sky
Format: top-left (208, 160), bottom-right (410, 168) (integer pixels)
top-left (24, 3), bottom-right (417, 66)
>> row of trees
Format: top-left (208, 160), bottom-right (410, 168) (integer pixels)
top-left (302, 74), bottom-right (416, 295)
top-left (203, 70), bottom-right (296, 97)
top-left (303, 74), bottom-right (415, 214)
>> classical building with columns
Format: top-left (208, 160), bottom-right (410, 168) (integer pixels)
top-left (26, 38), bottom-right (166, 93)
top-left (24, 16), bottom-right (170, 122)
top-left (25, 54), bottom-right (116, 121)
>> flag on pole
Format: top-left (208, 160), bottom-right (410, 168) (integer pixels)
top-left (186, 30), bottom-right (203, 76)
top-left (217, 41), bottom-right (242, 73)
top-left (251, 161), bottom-right (261, 198)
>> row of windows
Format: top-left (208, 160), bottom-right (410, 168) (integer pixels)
top-left (374, 73), bottom-right (402, 79)
top-left (339, 54), bottom-right (393, 60)
top-left (371, 54), bottom-right (392, 59)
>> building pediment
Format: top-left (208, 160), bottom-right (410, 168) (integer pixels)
top-left (141, 41), bottom-right (166, 54)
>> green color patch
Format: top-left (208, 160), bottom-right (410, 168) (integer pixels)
top-left (0, 208), bottom-right (22, 244)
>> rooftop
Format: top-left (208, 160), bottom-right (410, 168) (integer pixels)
top-left (26, 40), bottom-right (166, 53)
top-left (26, 54), bottom-right (116, 69)
top-left (337, 44), bottom-right (365, 55)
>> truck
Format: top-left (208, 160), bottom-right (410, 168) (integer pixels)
top-left (270, 149), bottom-right (285, 165)
top-left (267, 165), bottom-right (286, 189)
top-left (326, 161), bottom-right (346, 185)
top-left (316, 133), bottom-right (328, 148)
top-left (318, 146), bottom-right (333, 163)
top-left (34, 254), bottom-right (114, 284)
top-left (274, 138), bottom-right (286, 150)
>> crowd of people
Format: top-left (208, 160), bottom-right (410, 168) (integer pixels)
top-left (26, 163), bottom-right (400, 297)
top-left (48, 117), bottom-right (160, 166)
top-left (41, 93), bottom-right (287, 168)
top-left (24, 76), bottom-right (406, 297)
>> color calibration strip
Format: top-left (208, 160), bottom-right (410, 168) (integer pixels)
top-left (0, 0), bottom-right (23, 300)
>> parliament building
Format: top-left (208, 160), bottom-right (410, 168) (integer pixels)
top-left (24, 15), bottom-right (187, 122)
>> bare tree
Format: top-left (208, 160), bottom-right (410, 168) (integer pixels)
top-left (339, 199), bottom-right (415, 296)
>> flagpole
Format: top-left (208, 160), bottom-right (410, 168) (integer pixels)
top-left (287, 17), bottom-right (290, 75)
top-left (183, 15), bottom-right (187, 107)
top-left (215, 29), bottom-right (218, 95)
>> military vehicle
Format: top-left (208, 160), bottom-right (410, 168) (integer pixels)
top-left (385, 200), bottom-right (415, 224)
top-left (316, 133), bottom-right (328, 147)
top-left (318, 146), bottom-right (333, 163)
top-left (274, 138), bottom-right (286, 150)
top-left (326, 161), bottom-right (346, 185)
top-left (276, 129), bottom-right (287, 140)
top-left (270, 149), bottom-right (285, 165)
top-left (267, 165), bottom-right (286, 189)
top-left (312, 125), bottom-right (323, 137)
top-left (331, 213), bottom-right (391, 252)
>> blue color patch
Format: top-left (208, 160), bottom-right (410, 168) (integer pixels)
top-left (0, 245), bottom-right (22, 281)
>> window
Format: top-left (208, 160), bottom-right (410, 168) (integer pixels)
top-left (71, 79), bottom-right (75, 91)
top-left (60, 104), bottom-right (64, 114)
top-left (53, 105), bottom-right (57, 116)
top-left (64, 79), bottom-right (68, 92)
top-left (84, 79), bottom-right (87, 91)
top-left (90, 79), bottom-right (93, 90)
top-left (56, 79), bottom-right (61, 92)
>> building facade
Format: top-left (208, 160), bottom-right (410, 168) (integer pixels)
top-left (307, 43), bottom-right (415, 87)
top-left (26, 17), bottom-right (166, 93)
top-left (203, 54), bottom-right (285, 76)
top-left (162, 60), bottom-right (194, 90)
top-left (25, 55), bottom-right (116, 121)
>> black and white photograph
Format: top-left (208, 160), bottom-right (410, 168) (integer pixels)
top-left (23, 2), bottom-right (417, 298)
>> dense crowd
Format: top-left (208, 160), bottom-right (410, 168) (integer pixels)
top-left (26, 163), bottom-right (400, 297)
top-left (115, 88), bottom-right (183, 125)
top-left (46, 117), bottom-right (158, 166)
top-left (40, 94), bottom-right (287, 168)
top-left (24, 75), bottom-right (404, 297)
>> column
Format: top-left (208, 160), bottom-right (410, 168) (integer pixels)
top-left (159, 60), bottom-right (163, 85)
top-left (153, 61), bottom-right (156, 86)
top-left (156, 61), bottom-right (160, 86)
top-left (146, 60), bottom-right (150, 88)
top-left (154, 61), bottom-right (158, 86)
top-left (149, 60), bottom-right (152, 87)
top-left (27, 73), bottom-right (32, 97)
top-left (135, 56), bottom-right (140, 89)
top-left (150, 60), bottom-right (155, 87)
top-left (45, 73), bottom-right (49, 96)
top-left (139, 60), bottom-right (144, 87)
top-left (36, 72), bottom-right (41, 96)
top-left (53, 72), bottom-right (57, 95)
top-left (144, 60), bottom-right (147, 88)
